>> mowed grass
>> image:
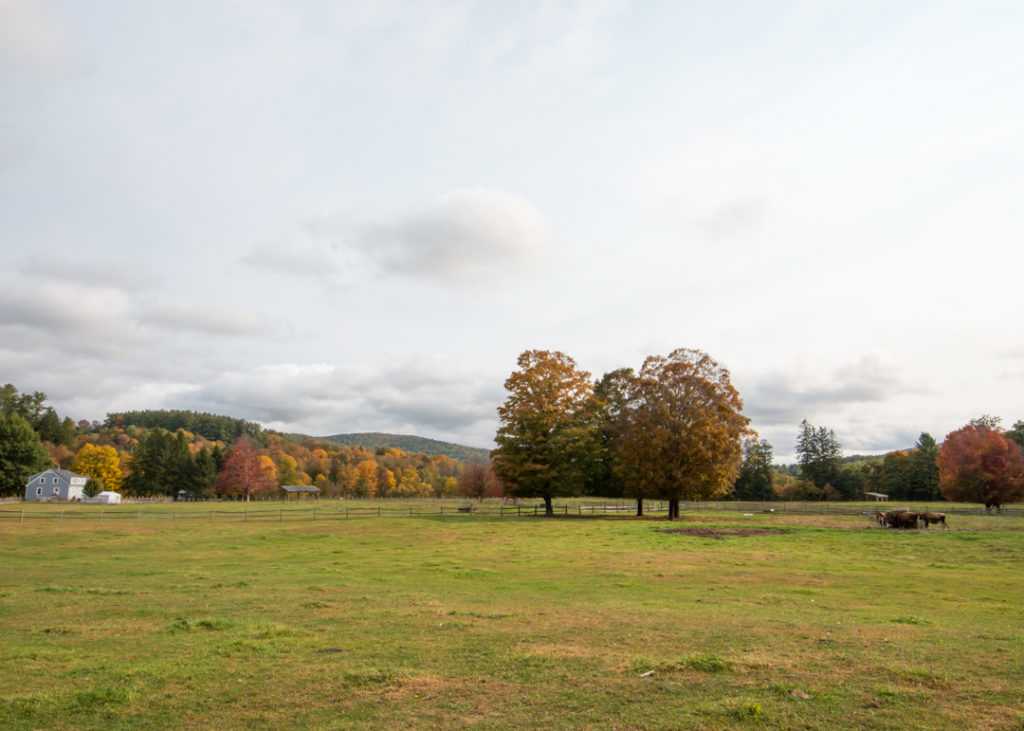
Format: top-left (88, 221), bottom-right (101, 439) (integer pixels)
top-left (1, 507), bottom-right (1022, 729)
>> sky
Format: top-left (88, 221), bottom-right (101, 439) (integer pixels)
top-left (2, 0), bottom-right (1023, 462)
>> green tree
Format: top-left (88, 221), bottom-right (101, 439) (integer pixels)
top-left (732, 437), bottom-right (775, 501)
top-left (0, 414), bottom-right (51, 496)
top-left (796, 420), bottom-right (841, 489)
top-left (590, 368), bottom-right (638, 510)
top-left (123, 429), bottom-right (194, 496)
top-left (1004, 421), bottom-right (1024, 450)
top-left (907, 432), bottom-right (941, 500)
top-left (616, 349), bottom-right (749, 520)
top-left (492, 350), bottom-right (601, 516)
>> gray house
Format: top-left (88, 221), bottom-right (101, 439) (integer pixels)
top-left (25, 469), bottom-right (88, 502)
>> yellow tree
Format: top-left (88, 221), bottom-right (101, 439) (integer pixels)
top-left (354, 459), bottom-right (378, 498)
top-left (72, 443), bottom-right (124, 492)
top-left (492, 350), bottom-right (601, 516)
top-left (616, 348), bottom-right (749, 520)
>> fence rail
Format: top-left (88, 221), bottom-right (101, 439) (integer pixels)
top-left (0, 500), bottom-right (1020, 524)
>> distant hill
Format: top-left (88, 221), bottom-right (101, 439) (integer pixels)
top-left (321, 432), bottom-right (491, 462)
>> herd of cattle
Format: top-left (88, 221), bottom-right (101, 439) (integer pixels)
top-left (875, 510), bottom-right (947, 530)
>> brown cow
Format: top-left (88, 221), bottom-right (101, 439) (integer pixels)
top-left (920, 512), bottom-right (947, 530)
top-left (889, 511), bottom-right (922, 529)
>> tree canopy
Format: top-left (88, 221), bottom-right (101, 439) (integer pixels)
top-left (796, 420), bottom-right (841, 488)
top-left (615, 349), bottom-right (749, 519)
top-left (491, 350), bottom-right (601, 515)
top-left (0, 414), bottom-right (51, 496)
top-left (937, 423), bottom-right (1024, 509)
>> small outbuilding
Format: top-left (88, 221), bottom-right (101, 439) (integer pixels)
top-left (91, 491), bottom-right (123, 504)
top-left (25, 468), bottom-right (88, 502)
top-left (280, 485), bottom-right (321, 500)
top-left (864, 492), bottom-right (889, 502)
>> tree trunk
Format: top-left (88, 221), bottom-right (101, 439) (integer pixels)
top-left (668, 498), bottom-right (679, 520)
top-left (544, 495), bottom-right (553, 516)
top-left (636, 498), bottom-right (643, 517)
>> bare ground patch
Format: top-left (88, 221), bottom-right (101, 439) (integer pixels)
top-left (655, 527), bottom-right (793, 539)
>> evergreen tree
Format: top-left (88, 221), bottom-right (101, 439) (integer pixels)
top-left (732, 438), bottom-right (775, 500)
top-left (0, 414), bottom-right (51, 496)
top-left (796, 420), bottom-right (841, 489)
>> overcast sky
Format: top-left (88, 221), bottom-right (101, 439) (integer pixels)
top-left (2, 1), bottom-right (1022, 461)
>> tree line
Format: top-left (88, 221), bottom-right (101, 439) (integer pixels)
top-left (489, 350), bottom-right (1024, 516)
top-left (0, 385), bottom-right (496, 500)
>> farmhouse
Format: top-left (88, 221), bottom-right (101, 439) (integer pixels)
top-left (25, 468), bottom-right (88, 502)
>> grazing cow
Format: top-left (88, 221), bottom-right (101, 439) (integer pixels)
top-left (876, 511), bottom-right (888, 527)
top-left (920, 512), bottom-right (947, 530)
top-left (890, 511), bottom-right (922, 529)
top-left (985, 501), bottom-right (1002, 514)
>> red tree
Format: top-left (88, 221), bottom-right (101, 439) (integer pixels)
top-left (937, 425), bottom-right (1024, 510)
top-left (216, 437), bottom-right (277, 502)
top-left (457, 462), bottom-right (501, 501)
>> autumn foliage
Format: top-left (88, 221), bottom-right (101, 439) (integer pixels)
top-left (492, 350), bottom-right (601, 515)
top-left (615, 348), bottom-right (749, 518)
top-left (216, 437), bottom-right (277, 501)
top-left (937, 424), bottom-right (1024, 509)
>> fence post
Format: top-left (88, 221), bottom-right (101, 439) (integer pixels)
top-left (313, 508), bottom-right (317, 520)
top-left (99, 510), bottom-right (103, 522)
top-left (60, 511), bottom-right (63, 523)
top-left (209, 510), bottom-right (212, 523)
top-left (280, 508), bottom-right (283, 522)
top-left (138, 509), bottom-right (141, 523)
top-left (20, 509), bottom-right (24, 523)
top-left (245, 507), bottom-right (248, 522)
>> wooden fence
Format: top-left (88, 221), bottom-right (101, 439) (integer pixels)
top-left (0, 500), bottom-right (1020, 524)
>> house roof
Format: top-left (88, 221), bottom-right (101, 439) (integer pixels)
top-left (281, 485), bottom-right (320, 493)
top-left (28, 468), bottom-right (87, 483)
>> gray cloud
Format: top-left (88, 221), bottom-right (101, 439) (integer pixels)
top-left (740, 354), bottom-right (909, 428)
top-left (171, 358), bottom-right (501, 447)
top-left (144, 301), bottom-right (268, 336)
top-left (23, 256), bottom-right (159, 292)
top-left (241, 238), bottom-right (345, 283)
top-left (248, 188), bottom-right (552, 287)
top-left (0, 0), bottom-right (71, 74)
top-left (698, 194), bottom-right (780, 241)
top-left (355, 188), bottom-right (550, 283)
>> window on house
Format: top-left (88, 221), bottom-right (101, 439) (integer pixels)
top-left (36, 487), bottom-right (42, 496)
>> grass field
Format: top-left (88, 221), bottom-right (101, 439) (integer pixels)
top-left (1, 504), bottom-right (1022, 729)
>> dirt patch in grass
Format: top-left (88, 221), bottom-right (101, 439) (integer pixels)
top-left (655, 527), bottom-right (793, 539)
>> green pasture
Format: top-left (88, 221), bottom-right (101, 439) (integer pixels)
top-left (1, 505), bottom-right (1022, 729)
